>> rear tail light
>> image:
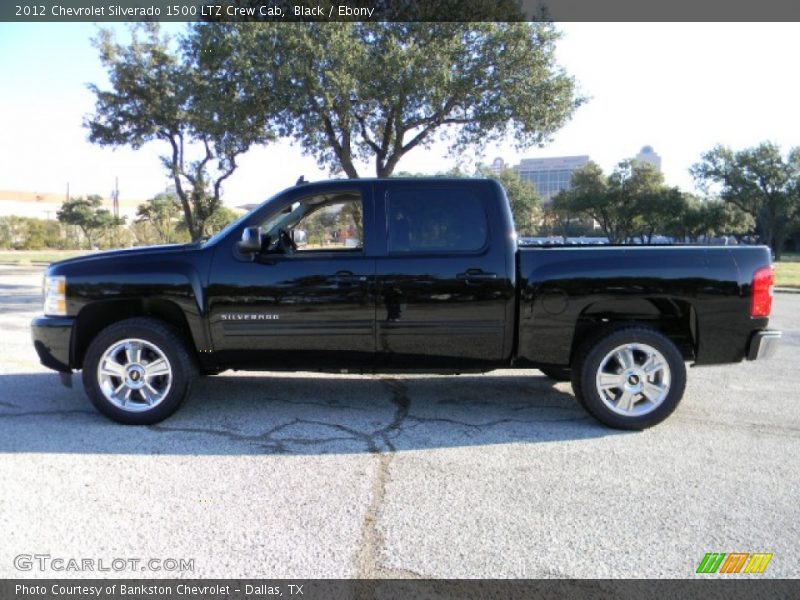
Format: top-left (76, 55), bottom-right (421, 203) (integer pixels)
top-left (750, 266), bottom-right (774, 318)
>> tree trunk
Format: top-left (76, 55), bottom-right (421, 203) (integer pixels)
top-left (173, 182), bottom-right (198, 241)
top-left (377, 155), bottom-right (400, 178)
top-left (761, 227), bottom-right (776, 259)
top-left (80, 226), bottom-right (93, 250)
top-left (342, 159), bottom-right (360, 179)
top-left (772, 231), bottom-right (785, 261)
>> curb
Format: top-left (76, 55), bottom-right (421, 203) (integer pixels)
top-left (775, 287), bottom-right (800, 294)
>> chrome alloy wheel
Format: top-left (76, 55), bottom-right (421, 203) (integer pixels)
top-left (594, 342), bottom-right (671, 417)
top-left (96, 338), bottom-right (173, 412)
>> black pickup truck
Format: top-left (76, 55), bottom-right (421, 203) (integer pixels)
top-left (31, 178), bottom-right (781, 429)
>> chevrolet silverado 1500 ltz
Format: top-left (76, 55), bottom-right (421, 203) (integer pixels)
top-left (31, 178), bottom-right (781, 429)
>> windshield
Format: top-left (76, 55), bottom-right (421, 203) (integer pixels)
top-left (260, 201), bottom-right (303, 236)
top-left (202, 194), bottom-right (278, 247)
top-left (202, 189), bottom-right (361, 248)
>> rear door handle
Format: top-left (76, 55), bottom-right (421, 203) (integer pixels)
top-left (457, 269), bottom-right (497, 284)
top-left (334, 271), bottom-right (367, 284)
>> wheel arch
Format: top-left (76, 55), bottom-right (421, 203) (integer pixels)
top-left (72, 298), bottom-right (200, 370)
top-left (570, 297), bottom-right (697, 366)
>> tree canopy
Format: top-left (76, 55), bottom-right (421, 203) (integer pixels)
top-left (57, 195), bottom-right (124, 249)
top-left (136, 192), bottom-right (184, 244)
top-left (691, 142), bottom-right (800, 259)
top-left (556, 161), bottom-right (702, 244)
top-left (187, 22), bottom-right (583, 178)
top-left (479, 167), bottom-right (541, 236)
top-left (672, 196), bottom-right (753, 243)
top-left (556, 161), bottom-right (669, 243)
top-left (86, 24), bottom-right (277, 241)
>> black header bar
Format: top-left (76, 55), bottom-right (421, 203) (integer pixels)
top-left (2, 0), bottom-right (800, 22)
top-left (2, 579), bottom-right (799, 600)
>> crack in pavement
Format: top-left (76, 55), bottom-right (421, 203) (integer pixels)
top-left (269, 398), bottom-right (371, 412)
top-left (153, 378), bottom-right (416, 580)
top-left (150, 417), bottom-right (379, 454)
top-left (403, 414), bottom-right (588, 430)
top-left (355, 378), bottom-right (421, 583)
top-left (1, 372), bottom-right (589, 579)
top-left (147, 378), bottom-right (587, 453)
top-left (149, 378), bottom-right (415, 454)
top-left (0, 409), bottom-right (95, 419)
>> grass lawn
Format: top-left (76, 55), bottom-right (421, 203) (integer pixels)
top-left (0, 250), bottom-right (89, 266)
top-left (775, 254), bottom-right (800, 288)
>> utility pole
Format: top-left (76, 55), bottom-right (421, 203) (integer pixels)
top-left (111, 177), bottom-right (120, 247)
top-left (112, 177), bottom-right (120, 220)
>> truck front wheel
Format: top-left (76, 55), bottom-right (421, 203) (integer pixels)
top-left (82, 317), bottom-right (196, 425)
top-left (571, 327), bottom-right (686, 430)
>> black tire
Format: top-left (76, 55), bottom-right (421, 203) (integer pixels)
top-left (571, 326), bottom-right (686, 430)
top-left (539, 366), bottom-right (571, 382)
top-left (82, 317), bottom-right (196, 425)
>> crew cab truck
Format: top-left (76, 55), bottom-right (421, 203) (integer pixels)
top-left (31, 178), bottom-right (781, 429)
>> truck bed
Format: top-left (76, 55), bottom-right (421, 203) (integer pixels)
top-left (516, 245), bottom-right (772, 366)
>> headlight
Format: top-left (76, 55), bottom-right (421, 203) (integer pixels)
top-left (44, 275), bottom-right (67, 316)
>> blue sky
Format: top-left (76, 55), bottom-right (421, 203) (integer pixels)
top-left (1, 22), bottom-right (799, 206)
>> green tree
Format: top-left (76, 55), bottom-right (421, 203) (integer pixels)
top-left (86, 24), bottom-right (277, 241)
top-left (136, 192), bottom-right (185, 244)
top-left (668, 197), bottom-right (754, 243)
top-left (129, 220), bottom-right (161, 247)
top-left (562, 161), bottom-right (672, 244)
top-left (201, 206), bottom-right (240, 237)
top-left (41, 220), bottom-right (65, 249)
top-left (691, 142), bottom-right (800, 259)
top-left (57, 195), bottom-right (123, 249)
top-left (633, 187), bottom-right (687, 244)
top-left (190, 22), bottom-right (582, 178)
top-left (0, 216), bottom-right (27, 249)
top-left (559, 162), bottom-right (616, 241)
top-left (544, 192), bottom-right (596, 241)
top-left (0, 217), bottom-right (65, 250)
top-left (20, 219), bottom-right (47, 250)
top-left (478, 167), bottom-right (541, 235)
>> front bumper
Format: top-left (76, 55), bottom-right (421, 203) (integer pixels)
top-left (746, 329), bottom-right (782, 361)
top-left (31, 315), bottom-right (75, 372)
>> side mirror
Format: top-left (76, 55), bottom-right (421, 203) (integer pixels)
top-left (238, 226), bottom-right (262, 254)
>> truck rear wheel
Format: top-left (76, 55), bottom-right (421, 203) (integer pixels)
top-left (571, 327), bottom-right (686, 430)
top-left (82, 317), bottom-right (196, 425)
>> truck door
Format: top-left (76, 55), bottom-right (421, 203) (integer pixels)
top-left (207, 186), bottom-right (376, 370)
top-left (374, 181), bottom-right (514, 369)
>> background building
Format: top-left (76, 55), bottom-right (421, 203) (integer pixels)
top-left (634, 145), bottom-right (662, 171)
top-left (488, 157), bottom-right (506, 175)
top-left (512, 155), bottom-right (590, 200)
top-left (0, 190), bottom-right (142, 221)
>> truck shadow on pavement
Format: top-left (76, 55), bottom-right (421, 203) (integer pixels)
top-left (0, 371), bottom-right (624, 454)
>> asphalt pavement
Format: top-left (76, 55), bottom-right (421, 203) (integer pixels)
top-left (0, 265), bottom-right (798, 578)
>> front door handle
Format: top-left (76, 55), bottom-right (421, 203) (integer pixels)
top-left (334, 271), bottom-right (367, 284)
top-left (457, 269), bottom-right (497, 284)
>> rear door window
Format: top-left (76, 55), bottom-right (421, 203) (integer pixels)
top-left (386, 188), bottom-right (488, 253)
